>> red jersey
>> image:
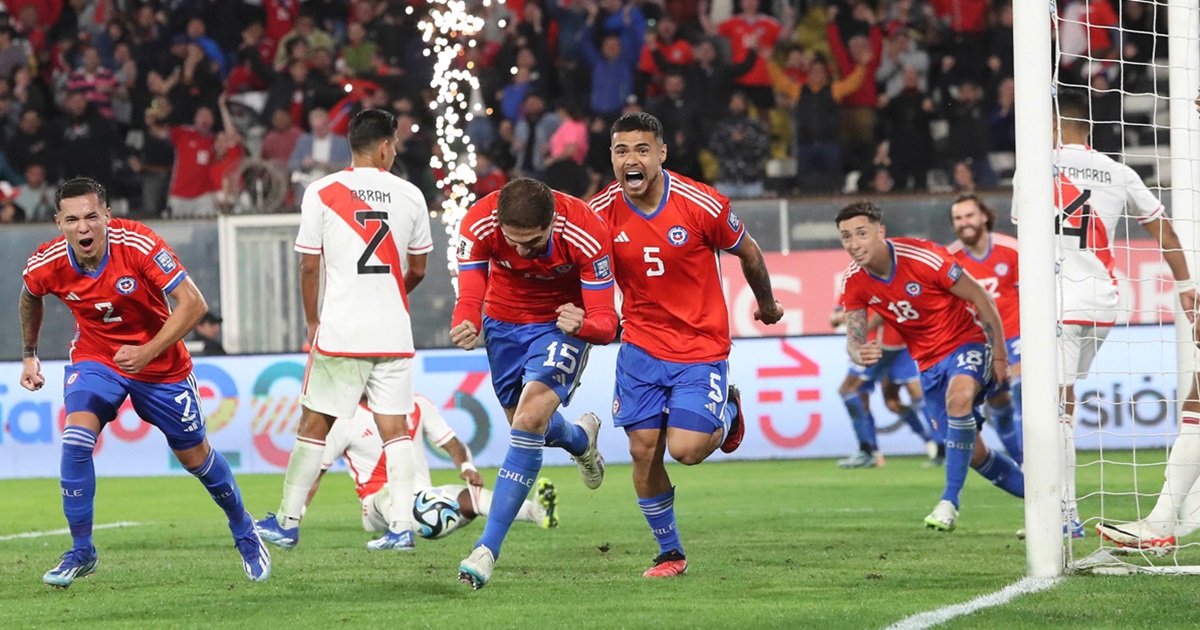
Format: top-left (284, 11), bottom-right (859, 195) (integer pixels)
top-left (22, 218), bottom-right (193, 381)
top-left (453, 189), bottom-right (617, 345)
top-left (717, 14), bottom-right (782, 87)
top-left (589, 171), bottom-right (745, 363)
top-left (168, 127), bottom-right (216, 198)
top-left (880, 322), bottom-right (905, 349)
top-left (840, 238), bottom-right (985, 371)
top-left (946, 233), bottom-right (1020, 340)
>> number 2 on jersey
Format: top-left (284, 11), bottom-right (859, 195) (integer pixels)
top-left (886, 300), bottom-right (919, 323)
top-left (95, 302), bottom-right (122, 323)
top-left (355, 210), bottom-right (392, 275)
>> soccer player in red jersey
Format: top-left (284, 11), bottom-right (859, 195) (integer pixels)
top-left (946, 195), bottom-right (1024, 465)
top-left (837, 201), bottom-right (1023, 532)
top-left (589, 112), bottom-right (784, 578)
top-left (20, 177), bottom-right (270, 587)
top-left (450, 178), bottom-right (616, 589)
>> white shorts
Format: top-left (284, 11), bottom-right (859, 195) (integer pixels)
top-left (1058, 324), bottom-right (1112, 386)
top-left (300, 351), bottom-right (414, 418)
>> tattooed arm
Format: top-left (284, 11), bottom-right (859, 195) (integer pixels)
top-left (845, 308), bottom-right (883, 366)
top-left (949, 273), bottom-right (1009, 383)
top-left (731, 234), bottom-right (784, 325)
top-left (19, 286), bottom-right (45, 391)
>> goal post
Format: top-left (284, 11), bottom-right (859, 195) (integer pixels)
top-left (1013, 0), bottom-right (1063, 578)
top-left (1168, 0), bottom-right (1200, 394)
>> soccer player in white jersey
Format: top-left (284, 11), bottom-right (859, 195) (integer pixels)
top-left (1016, 90), bottom-right (1198, 537)
top-left (306, 395), bottom-right (559, 536)
top-left (255, 109), bottom-right (435, 553)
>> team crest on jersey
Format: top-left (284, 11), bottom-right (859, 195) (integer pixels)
top-left (593, 255), bottom-right (612, 280)
top-left (66, 371), bottom-right (79, 386)
top-left (612, 397), bottom-right (621, 415)
top-left (995, 263), bottom-right (1009, 277)
top-left (554, 264), bottom-right (575, 274)
top-left (457, 237), bottom-right (473, 260)
top-left (115, 276), bottom-right (138, 295)
top-left (727, 211), bottom-right (742, 232)
top-left (153, 249), bottom-right (176, 273)
top-left (667, 225), bottom-right (689, 246)
top-left (905, 282), bottom-right (922, 297)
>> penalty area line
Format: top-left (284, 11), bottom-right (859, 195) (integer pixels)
top-left (0, 521), bottom-right (145, 542)
top-left (884, 576), bottom-right (1062, 630)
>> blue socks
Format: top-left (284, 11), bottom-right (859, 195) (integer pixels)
top-left (188, 448), bottom-right (253, 538)
top-left (988, 398), bottom-right (1024, 466)
top-left (842, 393), bottom-right (877, 452)
top-left (638, 487), bottom-right (683, 555)
top-left (542, 412), bottom-right (588, 457)
top-left (973, 449), bottom-right (1025, 498)
top-left (900, 402), bottom-right (932, 441)
top-left (941, 415), bottom-right (977, 509)
top-left (476, 430), bottom-right (544, 559)
top-left (60, 426), bottom-right (98, 551)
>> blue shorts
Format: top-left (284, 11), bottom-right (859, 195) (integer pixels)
top-left (612, 342), bottom-right (729, 433)
top-left (919, 343), bottom-right (992, 436)
top-left (849, 347), bottom-right (921, 392)
top-left (63, 361), bottom-right (207, 451)
top-left (987, 336), bottom-right (1022, 397)
top-left (483, 317), bottom-right (590, 409)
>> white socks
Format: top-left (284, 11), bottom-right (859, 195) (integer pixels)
top-left (383, 436), bottom-right (416, 533)
top-left (1144, 412), bottom-right (1200, 533)
top-left (1061, 414), bottom-right (1079, 523)
top-left (279, 437), bottom-right (326, 528)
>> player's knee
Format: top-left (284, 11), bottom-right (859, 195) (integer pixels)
top-left (944, 392), bottom-right (975, 417)
top-left (667, 443), bottom-right (707, 466)
top-left (627, 438), bottom-right (658, 465)
top-left (884, 399), bottom-right (905, 415)
top-left (510, 409), bottom-right (549, 435)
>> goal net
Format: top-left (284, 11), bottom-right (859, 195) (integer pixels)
top-left (1016, 0), bottom-right (1200, 575)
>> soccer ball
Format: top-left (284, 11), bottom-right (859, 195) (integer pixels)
top-left (412, 488), bottom-right (462, 539)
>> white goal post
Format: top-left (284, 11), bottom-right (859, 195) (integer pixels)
top-left (1016, 0), bottom-right (1200, 576)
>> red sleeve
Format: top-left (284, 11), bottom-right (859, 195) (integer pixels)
top-left (840, 272), bottom-right (866, 311)
top-left (638, 45), bottom-right (657, 74)
top-left (450, 265), bottom-right (488, 332)
top-left (868, 25), bottom-right (883, 71)
top-left (576, 283), bottom-right (617, 345)
top-left (826, 23), bottom-right (851, 73)
top-left (130, 224), bottom-right (190, 294)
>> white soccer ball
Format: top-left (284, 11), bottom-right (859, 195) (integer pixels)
top-left (412, 487), bottom-right (462, 539)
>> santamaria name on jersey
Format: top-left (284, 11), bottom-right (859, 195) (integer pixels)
top-left (1057, 166), bottom-right (1113, 184)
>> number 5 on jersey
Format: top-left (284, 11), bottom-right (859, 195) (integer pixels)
top-left (644, 247), bottom-right (664, 277)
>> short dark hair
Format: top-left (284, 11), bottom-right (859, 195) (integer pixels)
top-left (952, 193), bottom-right (996, 231)
top-left (348, 108), bottom-right (397, 154)
top-left (55, 177), bottom-right (107, 213)
top-left (497, 178), bottom-right (555, 229)
top-left (1056, 88), bottom-right (1091, 131)
top-left (835, 200), bottom-right (883, 227)
top-left (610, 112), bottom-right (664, 143)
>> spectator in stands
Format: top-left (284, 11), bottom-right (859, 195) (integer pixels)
top-left (130, 106), bottom-right (174, 219)
top-left (393, 112), bottom-right (436, 200)
top-left (989, 77), bottom-right (1016, 153)
top-left (12, 65), bottom-right (49, 119)
top-left (0, 187), bottom-right (24, 224)
top-left (192, 312), bottom-right (227, 356)
top-left (826, 4), bottom-right (883, 178)
top-left (987, 3), bottom-right (1015, 84)
top-left (262, 108), bottom-right (303, 170)
top-left (472, 152), bottom-right (508, 198)
top-left (340, 21), bottom-right (377, 77)
top-left (263, 58), bottom-right (324, 129)
top-left (511, 91), bottom-right (560, 180)
top-left (659, 37), bottom-right (758, 128)
top-left (1088, 74), bottom-right (1123, 155)
top-left (274, 12), bottom-right (335, 69)
top-left (714, 0), bottom-right (790, 112)
top-left (185, 17), bottom-right (228, 77)
top-left (488, 118), bottom-right (517, 174)
top-left (542, 99), bottom-right (590, 198)
top-left (645, 71), bottom-right (704, 181)
top-left (6, 109), bottom-right (50, 177)
top-left (793, 57), bottom-right (865, 193)
top-left (942, 79), bottom-right (996, 188)
top-left (288, 107), bottom-right (352, 198)
top-left (66, 45), bottom-right (119, 120)
top-left (638, 14), bottom-right (693, 100)
top-left (710, 92), bottom-right (770, 199)
top-left (931, 0), bottom-right (991, 79)
top-left (1120, 0), bottom-right (1159, 90)
top-left (175, 40), bottom-right (225, 122)
top-left (579, 1), bottom-right (643, 120)
top-left (52, 90), bottom-right (118, 193)
top-left (226, 48), bottom-right (268, 95)
top-left (110, 42), bottom-right (138, 129)
top-left (877, 25), bottom-right (929, 99)
top-left (14, 163), bottom-right (54, 222)
top-left (498, 48), bottom-right (543, 123)
top-left (0, 27), bottom-right (29, 82)
top-left (877, 66), bottom-right (936, 191)
top-left (167, 105), bottom-right (219, 218)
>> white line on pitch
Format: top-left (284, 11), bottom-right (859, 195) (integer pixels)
top-left (0, 521), bottom-right (145, 542)
top-left (884, 577), bottom-right (1063, 630)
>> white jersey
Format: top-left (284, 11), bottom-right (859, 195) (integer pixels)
top-left (295, 167), bottom-right (434, 355)
top-left (1015, 144), bottom-right (1164, 325)
top-left (321, 394), bottom-right (457, 499)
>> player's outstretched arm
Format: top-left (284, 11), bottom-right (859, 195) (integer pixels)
top-left (19, 286), bottom-right (45, 391)
top-left (949, 273), bottom-right (1009, 384)
top-left (404, 252), bottom-right (427, 294)
top-left (115, 276), bottom-right (208, 374)
top-left (1142, 216), bottom-right (1197, 322)
top-left (846, 308), bottom-right (882, 366)
top-left (444, 437), bottom-right (484, 486)
top-left (731, 233), bottom-right (784, 324)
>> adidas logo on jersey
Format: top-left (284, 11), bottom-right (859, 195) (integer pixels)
top-left (868, 296), bottom-right (882, 305)
top-left (706, 402), bottom-right (718, 416)
top-left (553, 374), bottom-right (568, 387)
top-left (66, 292), bottom-right (81, 301)
top-left (614, 231), bottom-right (630, 243)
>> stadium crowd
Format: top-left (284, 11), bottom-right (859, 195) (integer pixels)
top-left (0, 0), bottom-right (1158, 223)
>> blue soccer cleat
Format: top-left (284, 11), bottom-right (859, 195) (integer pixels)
top-left (367, 528), bottom-right (415, 551)
top-left (235, 524), bottom-right (272, 582)
top-left (43, 546), bottom-right (98, 588)
top-left (254, 512), bottom-right (299, 550)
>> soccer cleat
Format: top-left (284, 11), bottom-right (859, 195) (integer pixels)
top-left (719, 385), bottom-right (746, 453)
top-left (923, 455), bottom-right (945, 468)
top-left (536, 477), bottom-right (559, 529)
top-left (1096, 520), bottom-right (1175, 549)
top-left (837, 450), bottom-right (884, 468)
top-left (571, 412), bottom-right (606, 490)
top-left (43, 546), bottom-right (98, 588)
top-left (1065, 518), bottom-right (1085, 539)
top-left (367, 528), bottom-right (416, 551)
top-left (924, 440), bottom-right (939, 460)
top-left (254, 512), bottom-right (299, 549)
top-left (643, 549), bottom-right (688, 578)
top-left (458, 546), bottom-right (495, 590)
top-left (234, 524), bottom-right (272, 582)
top-left (924, 500), bottom-right (958, 532)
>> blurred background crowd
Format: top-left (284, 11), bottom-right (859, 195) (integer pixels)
top-left (0, 0), bottom-right (1164, 223)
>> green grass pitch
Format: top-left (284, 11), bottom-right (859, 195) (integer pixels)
top-left (1, 454), bottom-right (1198, 629)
